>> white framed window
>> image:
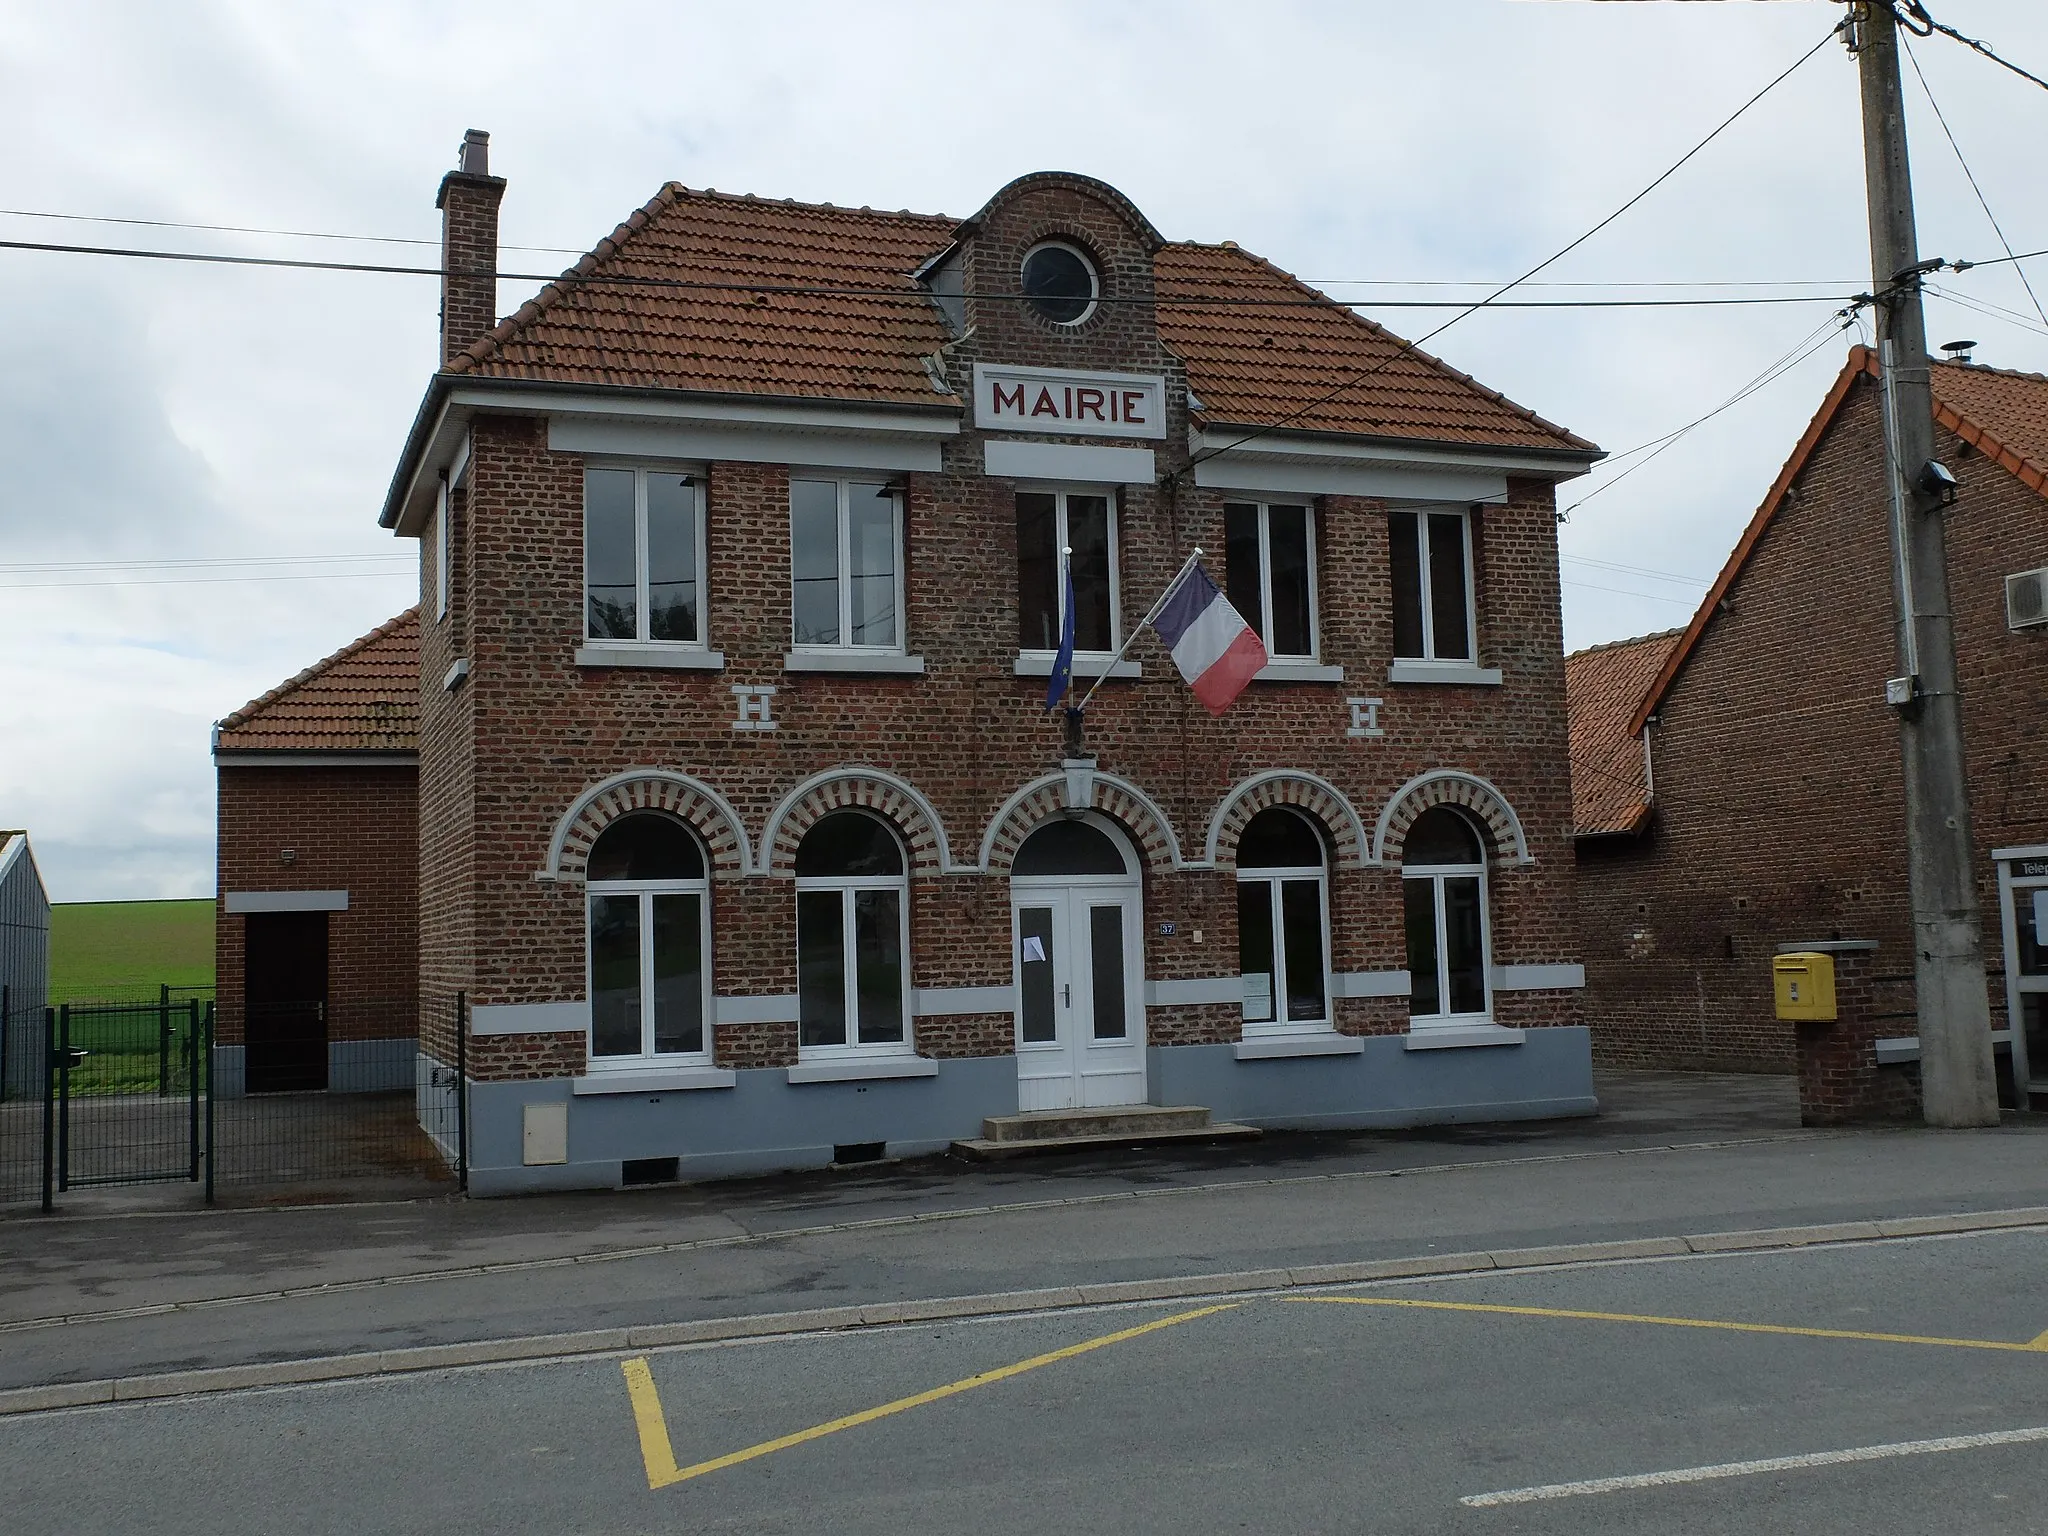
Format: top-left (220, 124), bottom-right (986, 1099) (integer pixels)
top-left (1402, 807), bottom-right (1491, 1026)
top-left (1225, 500), bottom-right (1317, 659)
top-left (584, 466), bottom-right (706, 647)
top-left (791, 478), bottom-right (903, 652)
top-left (1236, 808), bottom-right (1331, 1031)
top-left (1020, 241), bottom-right (1099, 327)
top-left (1017, 489), bottom-right (1119, 657)
top-left (794, 811), bottom-right (911, 1058)
top-left (1389, 507), bottom-right (1476, 663)
top-left (586, 812), bottom-right (712, 1068)
top-left (435, 476), bottom-right (452, 623)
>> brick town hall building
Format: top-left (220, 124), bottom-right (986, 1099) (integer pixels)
top-left (214, 133), bottom-right (1602, 1194)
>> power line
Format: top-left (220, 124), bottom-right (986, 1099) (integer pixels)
top-left (0, 236), bottom-right (1861, 311)
top-left (0, 206), bottom-right (585, 256)
top-left (1562, 554), bottom-right (1710, 587)
top-left (0, 553), bottom-right (409, 574)
top-left (1560, 578), bottom-right (1697, 606)
top-left (1901, 34), bottom-right (2048, 331)
top-left (0, 569), bottom-right (411, 590)
top-left (1903, 0), bottom-right (2048, 96)
top-left (1178, 19), bottom-right (1845, 474)
top-left (1925, 281), bottom-right (2048, 340)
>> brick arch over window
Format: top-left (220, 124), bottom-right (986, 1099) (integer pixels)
top-left (760, 768), bottom-right (953, 877)
top-left (545, 770), bottom-right (751, 881)
top-left (1373, 770), bottom-right (1531, 867)
top-left (981, 772), bottom-right (1182, 875)
top-left (1206, 771), bottom-right (1369, 872)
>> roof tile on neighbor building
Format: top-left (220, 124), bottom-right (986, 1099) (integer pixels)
top-left (1629, 347), bottom-right (2048, 735)
top-left (447, 185), bottom-right (1596, 455)
top-left (1567, 629), bottom-right (1681, 838)
top-left (215, 609), bottom-right (419, 755)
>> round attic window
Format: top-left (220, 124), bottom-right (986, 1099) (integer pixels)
top-left (1021, 242), bottom-right (1098, 326)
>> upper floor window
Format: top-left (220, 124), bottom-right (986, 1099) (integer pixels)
top-left (1237, 808), bottom-right (1330, 1030)
top-left (791, 479), bottom-right (902, 651)
top-left (1021, 242), bottom-right (1098, 326)
top-left (795, 812), bottom-right (910, 1057)
top-left (435, 477), bottom-right (452, 623)
top-left (586, 812), bottom-right (711, 1068)
top-left (1389, 508), bottom-right (1475, 663)
top-left (1018, 490), bottom-right (1118, 655)
top-left (1225, 501), bottom-right (1316, 659)
top-left (585, 467), bottom-right (703, 646)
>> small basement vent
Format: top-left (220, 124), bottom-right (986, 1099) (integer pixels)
top-left (2009, 568), bottom-right (2048, 630)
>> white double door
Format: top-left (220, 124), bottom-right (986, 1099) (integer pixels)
top-left (1011, 877), bottom-right (1145, 1111)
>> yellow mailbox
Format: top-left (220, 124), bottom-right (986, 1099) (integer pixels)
top-left (1773, 952), bottom-right (1837, 1022)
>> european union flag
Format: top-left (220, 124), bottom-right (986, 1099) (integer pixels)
top-left (1045, 552), bottom-right (1076, 711)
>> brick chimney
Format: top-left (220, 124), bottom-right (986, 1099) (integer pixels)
top-left (435, 129), bottom-right (505, 366)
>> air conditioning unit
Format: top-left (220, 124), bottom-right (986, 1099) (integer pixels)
top-left (2009, 568), bottom-right (2048, 631)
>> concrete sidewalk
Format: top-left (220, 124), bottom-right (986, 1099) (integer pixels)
top-left (6, 1070), bottom-right (2047, 1393)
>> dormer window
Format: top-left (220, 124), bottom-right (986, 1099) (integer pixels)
top-left (1021, 242), bottom-right (1098, 326)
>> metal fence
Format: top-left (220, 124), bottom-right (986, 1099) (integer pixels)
top-left (0, 988), bottom-right (469, 1209)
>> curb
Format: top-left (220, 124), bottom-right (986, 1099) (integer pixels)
top-left (5, 1204), bottom-right (2045, 1417)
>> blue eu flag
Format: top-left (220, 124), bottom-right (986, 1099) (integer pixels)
top-left (1045, 552), bottom-right (1076, 711)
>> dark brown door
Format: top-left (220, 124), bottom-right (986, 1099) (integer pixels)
top-left (244, 911), bottom-right (328, 1093)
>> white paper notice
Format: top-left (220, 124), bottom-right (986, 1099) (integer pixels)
top-left (1022, 936), bottom-right (1047, 963)
top-left (2033, 889), bottom-right (2047, 944)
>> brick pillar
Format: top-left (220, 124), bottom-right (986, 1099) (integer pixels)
top-left (436, 129), bottom-right (505, 365)
top-left (1791, 943), bottom-right (1923, 1126)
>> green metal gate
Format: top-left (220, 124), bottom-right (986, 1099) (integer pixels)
top-left (44, 996), bottom-right (206, 1206)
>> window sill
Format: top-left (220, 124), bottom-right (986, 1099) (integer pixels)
top-left (783, 650), bottom-right (927, 675)
top-left (1253, 661), bottom-right (1345, 684)
top-left (1388, 659), bottom-right (1502, 687)
top-left (1402, 1025), bottom-right (1525, 1051)
top-left (786, 1055), bottom-right (939, 1084)
top-left (442, 658), bottom-right (470, 692)
top-left (575, 644), bottom-right (726, 671)
top-left (571, 1066), bottom-right (736, 1094)
top-left (1233, 1032), bottom-right (1365, 1061)
top-left (1014, 652), bottom-right (1142, 680)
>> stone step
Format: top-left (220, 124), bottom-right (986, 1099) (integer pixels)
top-left (951, 1120), bottom-right (1261, 1162)
top-left (980, 1104), bottom-right (1215, 1143)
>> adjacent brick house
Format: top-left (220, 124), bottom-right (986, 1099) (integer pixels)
top-left (1570, 347), bottom-right (2048, 1089)
top-left (213, 610), bottom-right (419, 1095)
top-left (233, 133), bottom-right (1605, 1192)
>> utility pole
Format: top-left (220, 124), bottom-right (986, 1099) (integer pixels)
top-left (1849, 1), bottom-right (2000, 1126)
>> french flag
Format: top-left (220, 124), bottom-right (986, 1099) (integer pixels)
top-left (1151, 562), bottom-right (1268, 715)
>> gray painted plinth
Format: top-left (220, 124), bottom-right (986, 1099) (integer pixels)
top-left (210, 1038), bottom-right (416, 1100)
top-left (1147, 1026), bottom-right (1597, 1130)
top-left (463, 1056), bottom-right (1018, 1197)
top-left (455, 1029), bottom-right (1595, 1197)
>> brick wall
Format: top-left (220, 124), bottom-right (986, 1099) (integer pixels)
top-left (420, 176), bottom-right (1585, 1082)
top-left (1578, 373), bottom-right (2048, 1071)
top-left (214, 765), bottom-right (417, 1045)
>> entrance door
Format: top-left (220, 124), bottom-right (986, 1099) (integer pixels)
top-left (244, 910), bottom-right (329, 1093)
top-left (1010, 816), bottom-right (1145, 1111)
top-left (2002, 853), bottom-right (2048, 1105)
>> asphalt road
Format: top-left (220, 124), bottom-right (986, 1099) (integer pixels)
top-left (8, 1229), bottom-right (2048, 1534)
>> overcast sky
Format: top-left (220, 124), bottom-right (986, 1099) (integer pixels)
top-left (3, 0), bottom-right (2044, 902)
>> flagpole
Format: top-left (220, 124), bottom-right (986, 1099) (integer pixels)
top-left (1070, 546), bottom-right (1203, 719)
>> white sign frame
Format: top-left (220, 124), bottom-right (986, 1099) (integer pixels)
top-left (974, 363), bottom-right (1167, 441)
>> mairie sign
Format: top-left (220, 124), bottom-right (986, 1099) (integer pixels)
top-left (973, 364), bottom-right (1167, 441)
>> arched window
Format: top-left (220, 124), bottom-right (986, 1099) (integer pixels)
top-left (587, 812), bottom-right (710, 1066)
top-left (1402, 807), bottom-right (1489, 1025)
top-left (1237, 808), bottom-right (1329, 1029)
top-left (795, 812), bottom-right (909, 1056)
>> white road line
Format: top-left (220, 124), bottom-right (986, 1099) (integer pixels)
top-left (1462, 1425), bottom-right (2048, 1507)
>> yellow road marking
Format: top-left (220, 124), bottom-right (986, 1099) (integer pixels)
top-left (621, 1302), bottom-right (1238, 1490)
top-left (1297, 1294), bottom-right (2048, 1354)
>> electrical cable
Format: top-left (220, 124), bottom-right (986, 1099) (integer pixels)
top-left (0, 236), bottom-right (1860, 311)
top-left (1176, 19), bottom-right (1845, 475)
top-left (1900, 0), bottom-right (2048, 96)
top-left (0, 569), bottom-right (411, 590)
top-left (0, 553), bottom-right (409, 574)
top-left (0, 206), bottom-right (586, 255)
top-left (1901, 34), bottom-right (2048, 331)
top-left (1925, 282), bottom-right (2048, 340)
top-left (1558, 308), bottom-right (1861, 520)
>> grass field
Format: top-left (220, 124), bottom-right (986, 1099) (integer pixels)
top-left (48, 899), bottom-right (214, 1004)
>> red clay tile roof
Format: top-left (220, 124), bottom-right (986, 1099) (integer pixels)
top-left (215, 609), bottom-right (419, 755)
top-left (1567, 629), bottom-right (1681, 838)
top-left (1155, 243), bottom-right (1593, 451)
top-left (447, 184), bottom-right (1594, 454)
top-left (1630, 348), bottom-right (2048, 734)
